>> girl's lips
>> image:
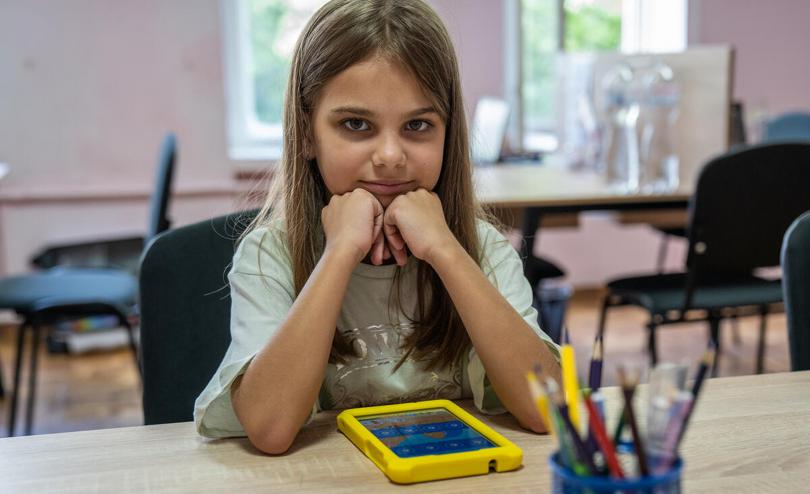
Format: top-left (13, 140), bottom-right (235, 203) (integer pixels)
top-left (359, 181), bottom-right (415, 196)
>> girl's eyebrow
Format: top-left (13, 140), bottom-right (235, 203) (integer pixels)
top-left (330, 106), bottom-right (438, 118)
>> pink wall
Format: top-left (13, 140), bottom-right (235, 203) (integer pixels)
top-left (689, 0), bottom-right (810, 118)
top-left (429, 0), bottom-right (506, 117)
top-left (3, 0), bottom-right (805, 284)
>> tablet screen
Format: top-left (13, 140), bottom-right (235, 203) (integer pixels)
top-left (358, 408), bottom-right (496, 458)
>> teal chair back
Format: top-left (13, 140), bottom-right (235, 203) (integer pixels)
top-left (139, 210), bottom-right (258, 424)
top-left (763, 112), bottom-right (810, 143)
top-left (782, 211), bottom-right (810, 371)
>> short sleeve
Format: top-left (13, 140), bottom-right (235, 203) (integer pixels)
top-left (467, 221), bottom-right (561, 414)
top-left (193, 226), bottom-right (318, 438)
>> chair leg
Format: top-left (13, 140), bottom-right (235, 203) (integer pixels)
top-left (0, 353), bottom-right (5, 398)
top-left (730, 315), bottom-right (742, 346)
top-left (647, 320), bottom-right (659, 366)
top-left (656, 235), bottom-right (670, 273)
top-left (755, 306), bottom-right (768, 374)
top-left (24, 324), bottom-right (43, 436)
top-left (8, 323), bottom-right (27, 437)
top-left (122, 319), bottom-right (142, 383)
top-left (708, 317), bottom-right (721, 377)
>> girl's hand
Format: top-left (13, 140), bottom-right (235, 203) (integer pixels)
top-left (383, 189), bottom-right (459, 266)
top-left (321, 189), bottom-right (388, 265)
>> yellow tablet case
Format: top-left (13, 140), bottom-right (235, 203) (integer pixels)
top-left (337, 399), bottom-right (522, 484)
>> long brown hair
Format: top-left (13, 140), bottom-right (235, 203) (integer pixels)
top-left (245, 0), bottom-right (488, 369)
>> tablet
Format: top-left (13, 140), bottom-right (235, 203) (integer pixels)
top-left (336, 399), bottom-right (522, 484)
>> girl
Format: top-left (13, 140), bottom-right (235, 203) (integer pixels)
top-left (195, 0), bottom-right (561, 454)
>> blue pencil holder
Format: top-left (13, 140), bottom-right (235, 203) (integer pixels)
top-left (549, 452), bottom-right (683, 494)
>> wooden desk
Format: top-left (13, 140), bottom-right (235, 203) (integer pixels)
top-left (1, 372), bottom-right (808, 493)
top-left (474, 162), bottom-right (691, 260)
top-left (474, 162), bottom-right (690, 211)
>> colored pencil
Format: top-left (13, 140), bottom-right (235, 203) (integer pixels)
top-left (583, 391), bottom-right (624, 479)
top-left (560, 327), bottom-right (582, 430)
top-left (618, 366), bottom-right (650, 476)
top-left (547, 378), bottom-right (597, 475)
top-left (540, 374), bottom-right (583, 474)
top-left (588, 334), bottom-right (604, 391)
top-left (525, 370), bottom-right (553, 435)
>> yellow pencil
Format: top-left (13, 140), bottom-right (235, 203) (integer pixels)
top-left (561, 328), bottom-right (582, 430)
top-left (525, 370), bottom-right (554, 436)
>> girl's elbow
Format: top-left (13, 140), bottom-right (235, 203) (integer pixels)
top-left (517, 413), bottom-right (550, 435)
top-left (247, 423), bottom-right (299, 455)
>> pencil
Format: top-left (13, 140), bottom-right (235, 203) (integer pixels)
top-left (525, 370), bottom-right (553, 435)
top-left (583, 391), bottom-right (624, 479)
top-left (675, 345), bottom-right (716, 449)
top-left (560, 327), bottom-right (582, 430)
top-left (588, 334), bottom-right (603, 391)
top-left (618, 366), bottom-right (650, 476)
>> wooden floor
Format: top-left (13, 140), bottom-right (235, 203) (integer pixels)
top-left (0, 289), bottom-right (790, 437)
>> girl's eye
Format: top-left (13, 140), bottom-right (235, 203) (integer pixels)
top-left (342, 118), bottom-right (369, 131)
top-left (406, 120), bottom-right (431, 132)
top-left (405, 120), bottom-right (430, 132)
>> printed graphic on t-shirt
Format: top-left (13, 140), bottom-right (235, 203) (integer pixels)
top-left (321, 323), bottom-right (463, 409)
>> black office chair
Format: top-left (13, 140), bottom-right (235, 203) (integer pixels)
top-left (763, 112), bottom-right (810, 143)
top-left (140, 210), bottom-right (257, 425)
top-left (654, 101), bottom-right (749, 273)
top-left (781, 210), bottom-right (810, 371)
top-left (0, 133), bottom-right (176, 436)
top-left (598, 143), bottom-right (810, 376)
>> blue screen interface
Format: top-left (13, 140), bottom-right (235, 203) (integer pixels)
top-left (358, 408), bottom-right (496, 458)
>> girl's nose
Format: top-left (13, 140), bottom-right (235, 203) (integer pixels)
top-left (371, 133), bottom-right (406, 168)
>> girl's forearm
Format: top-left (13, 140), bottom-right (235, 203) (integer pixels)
top-left (231, 246), bottom-right (357, 454)
top-left (429, 241), bottom-right (562, 433)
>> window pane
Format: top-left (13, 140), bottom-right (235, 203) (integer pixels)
top-left (522, 0), bottom-right (559, 134)
top-left (248, 0), bottom-right (326, 125)
top-left (564, 0), bottom-right (621, 51)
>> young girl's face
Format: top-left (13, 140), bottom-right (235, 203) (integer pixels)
top-left (310, 56), bottom-right (446, 208)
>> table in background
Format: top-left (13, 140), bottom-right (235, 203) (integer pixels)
top-left (1, 372), bottom-right (808, 493)
top-left (474, 162), bottom-right (690, 260)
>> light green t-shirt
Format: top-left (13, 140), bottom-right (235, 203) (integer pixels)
top-left (194, 219), bottom-right (559, 438)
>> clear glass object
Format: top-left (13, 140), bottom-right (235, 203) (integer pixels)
top-left (638, 62), bottom-right (680, 193)
top-left (599, 64), bottom-right (640, 192)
